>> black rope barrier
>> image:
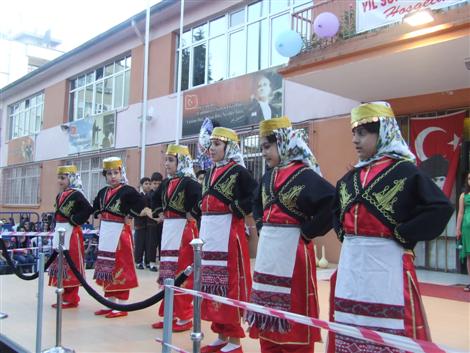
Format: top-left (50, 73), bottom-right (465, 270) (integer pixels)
top-left (0, 238), bottom-right (57, 281)
top-left (63, 250), bottom-right (191, 311)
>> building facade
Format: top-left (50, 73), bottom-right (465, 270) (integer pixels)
top-left (0, 0), bottom-right (468, 271)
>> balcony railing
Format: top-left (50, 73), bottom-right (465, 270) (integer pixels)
top-left (292, 0), bottom-right (469, 53)
top-left (292, 0), bottom-right (355, 51)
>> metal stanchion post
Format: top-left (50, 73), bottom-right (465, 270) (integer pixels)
top-left (36, 253), bottom-right (45, 353)
top-left (43, 228), bottom-right (75, 353)
top-left (0, 221), bottom-right (8, 319)
top-left (190, 238), bottom-right (204, 353)
top-left (162, 278), bottom-right (175, 353)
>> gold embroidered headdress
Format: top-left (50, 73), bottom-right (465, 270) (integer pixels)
top-left (351, 102), bottom-right (395, 128)
top-left (259, 116), bottom-right (321, 175)
top-left (57, 165), bottom-right (77, 174)
top-left (166, 144), bottom-right (190, 156)
top-left (259, 116), bottom-right (292, 137)
top-left (103, 157), bottom-right (123, 170)
top-left (210, 127), bottom-right (239, 143)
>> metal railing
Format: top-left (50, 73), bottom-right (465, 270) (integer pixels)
top-left (292, 0), bottom-right (355, 51)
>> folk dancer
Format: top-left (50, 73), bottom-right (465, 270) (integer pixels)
top-left (150, 144), bottom-right (201, 331)
top-left (247, 117), bottom-right (335, 353)
top-left (327, 102), bottom-right (453, 352)
top-left (199, 127), bottom-right (257, 353)
top-left (49, 165), bottom-right (92, 308)
top-left (92, 157), bottom-right (146, 318)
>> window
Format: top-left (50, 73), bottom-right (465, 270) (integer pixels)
top-left (177, 0), bottom-right (309, 90)
top-left (65, 151), bottom-right (126, 201)
top-left (7, 92), bottom-right (44, 140)
top-left (2, 164), bottom-right (40, 205)
top-left (69, 56), bottom-right (131, 121)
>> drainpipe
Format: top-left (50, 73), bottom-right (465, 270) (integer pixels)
top-left (175, 0), bottom-right (185, 144)
top-left (140, 0), bottom-right (151, 179)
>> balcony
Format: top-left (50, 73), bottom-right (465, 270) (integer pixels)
top-left (282, 1), bottom-right (470, 102)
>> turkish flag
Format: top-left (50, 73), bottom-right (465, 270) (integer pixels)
top-left (410, 111), bottom-right (465, 197)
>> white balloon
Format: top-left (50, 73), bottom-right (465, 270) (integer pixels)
top-left (275, 30), bottom-right (303, 58)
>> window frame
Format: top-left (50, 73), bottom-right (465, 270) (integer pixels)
top-left (1, 164), bottom-right (41, 206)
top-left (68, 55), bottom-right (131, 122)
top-left (7, 92), bottom-right (44, 140)
top-left (176, 0), bottom-right (310, 91)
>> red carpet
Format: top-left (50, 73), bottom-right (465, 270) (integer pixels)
top-left (418, 282), bottom-right (470, 302)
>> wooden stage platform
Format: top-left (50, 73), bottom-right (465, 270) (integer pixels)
top-left (0, 267), bottom-right (468, 352)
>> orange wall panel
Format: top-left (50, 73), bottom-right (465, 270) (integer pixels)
top-left (130, 46), bottom-right (144, 105)
top-left (307, 115), bottom-right (357, 264)
top-left (40, 160), bottom-right (61, 212)
top-left (43, 81), bottom-right (68, 129)
top-left (145, 144), bottom-right (166, 177)
top-left (125, 148), bottom-right (142, 190)
top-left (148, 33), bottom-right (176, 99)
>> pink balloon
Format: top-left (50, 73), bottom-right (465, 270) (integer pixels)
top-left (313, 12), bottom-right (340, 39)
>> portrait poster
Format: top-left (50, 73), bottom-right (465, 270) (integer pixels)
top-left (182, 67), bottom-right (283, 137)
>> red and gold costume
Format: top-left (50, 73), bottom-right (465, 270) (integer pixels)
top-left (328, 103), bottom-right (454, 352)
top-left (248, 117), bottom-right (335, 353)
top-left (152, 144), bottom-right (201, 323)
top-left (49, 165), bottom-right (92, 306)
top-left (92, 160), bottom-right (145, 302)
top-left (198, 127), bottom-right (256, 340)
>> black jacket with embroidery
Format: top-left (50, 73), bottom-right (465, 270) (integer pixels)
top-left (55, 189), bottom-right (93, 226)
top-left (199, 162), bottom-right (257, 219)
top-left (92, 184), bottom-right (145, 219)
top-left (151, 176), bottom-right (202, 219)
top-left (254, 163), bottom-right (335, 240)
top-left (333, 159), bottom-right (454, 250)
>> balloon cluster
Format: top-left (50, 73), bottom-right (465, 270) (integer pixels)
top-left (275, 12), bottom-right (340, 58)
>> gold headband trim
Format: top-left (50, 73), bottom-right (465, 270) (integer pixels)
top-left (103, 159), bottom-right (122, 170)
top-left (210, 127), bottom-right (239, 143)
top-left (351, 103), bottom-right (395, 128)
top-left (57, 165), bottom-right (77, 174)
top-left (166, 144), bottom-right (190, 156)
top-left (259, 116), bottom-right (292, 137)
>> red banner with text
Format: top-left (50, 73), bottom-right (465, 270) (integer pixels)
top-left (356, 0), bottom-right (467, 33)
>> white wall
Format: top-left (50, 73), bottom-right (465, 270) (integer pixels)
top-left (284, 80), bottom-right (359, 122)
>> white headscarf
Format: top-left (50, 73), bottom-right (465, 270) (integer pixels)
top-left (219, 139), bottom-right (245, 168)
top-left (174, 153), bottom-right (196, 179)
top-left (354, 102), bottom-right (416, 168)
top-left (273, 125), bottom-right (322, 176)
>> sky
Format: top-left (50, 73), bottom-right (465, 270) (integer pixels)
top-left (0, 0), bottom-right (162, 52)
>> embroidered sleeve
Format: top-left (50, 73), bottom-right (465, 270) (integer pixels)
top-left (297, 170), bottom-right (336, 239)
top-left (123, 186), bottom-right (146, 217)
top-left (332, 181), bottom-right (345, 241)
top-left (394, 168), bottom-right (453, 246)
top-left (184, 178), bottom-right (202, 219)
top-left (69, 192), bottom-right (93, 226)
top-left (92, 189), bottom-right (103, 218)
top-left (151, 182), bottom-right (164, 216)
top-left (252, 182), bottom-right (264, 230)
top-left (230, 167), bottom-right (257, 218)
